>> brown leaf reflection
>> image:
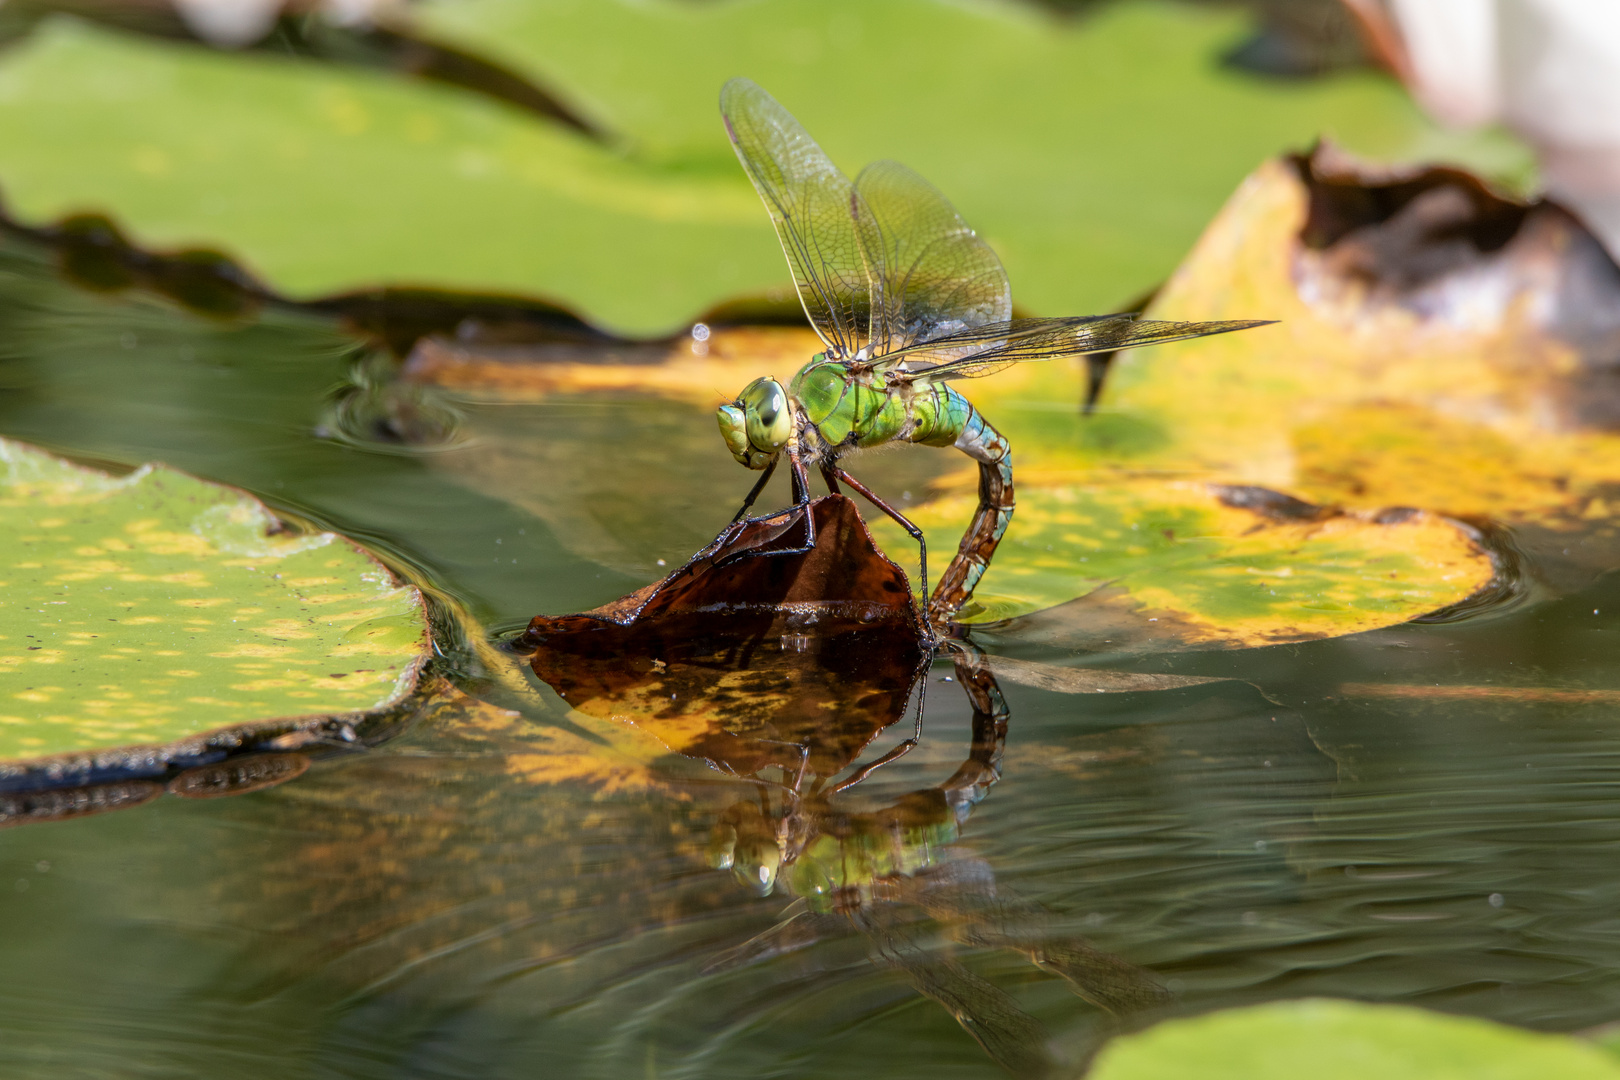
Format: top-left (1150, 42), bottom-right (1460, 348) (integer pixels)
top-left (506, 503), bottom-right (1167, 1076)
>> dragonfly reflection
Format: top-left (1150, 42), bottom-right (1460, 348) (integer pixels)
top-left (526, 597), bottom-right (1166, 1076)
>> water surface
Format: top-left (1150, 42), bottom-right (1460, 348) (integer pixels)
top-left (2, 238), bottom-right (1619, 1077)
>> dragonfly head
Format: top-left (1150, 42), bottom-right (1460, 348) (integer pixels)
top-left (709, 798), bottom-right (784, 895)
top-left (717, 376), bottom-right (791, 469)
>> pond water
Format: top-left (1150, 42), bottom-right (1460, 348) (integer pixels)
top-left (3, 234), bottom-right (1620, 1078)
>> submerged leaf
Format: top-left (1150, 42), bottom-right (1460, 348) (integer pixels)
top-left (982, 655), bottom-right (1233, 695)
top-left (0, 437), bottom-right (431, 771)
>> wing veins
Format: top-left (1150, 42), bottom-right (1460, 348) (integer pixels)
top-left (883, 316), bottom-right (1275, 380)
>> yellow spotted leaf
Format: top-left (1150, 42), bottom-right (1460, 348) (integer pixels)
top-left (0, 438), bottom-right (431, 762)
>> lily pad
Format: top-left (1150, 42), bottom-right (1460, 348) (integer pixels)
top-left (1092, 147), bottom-right (1620, 589)
top-left (411, 0), bottom-right (1522, 323)
top-left (894, 479), bottom-right (1495, 640)
top-left (0, 437), bottom-right (430, 768)
top-left (1087, 999), bottom-right (1620, 1080)
top-left (0, 2), bottom-right (1517, 336)
top-left (0, 16), bottom-right (774, 338)
top-left (397, 329), bottom-right (1498, 647)
top-left (922, 146), bottom-right (1620, 634)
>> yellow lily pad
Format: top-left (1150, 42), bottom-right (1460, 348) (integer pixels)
top-left (873, 147), bottom-right (1620, 638)
top-left (898, 480), bottom-right (1493, 641)
top-left (0, 438), bottom-right (430, 764)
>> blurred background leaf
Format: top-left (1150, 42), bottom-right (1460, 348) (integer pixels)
top-left (0, 0), bottom-right (1529, 335)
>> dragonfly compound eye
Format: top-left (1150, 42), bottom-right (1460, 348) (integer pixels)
top-left (740, 377), bottom-right (791, 454)
top-left (716, 402), bottom-right (753, 466)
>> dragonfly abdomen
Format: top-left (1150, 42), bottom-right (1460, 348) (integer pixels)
top-left (924, 388), bottom-right (1014, 622)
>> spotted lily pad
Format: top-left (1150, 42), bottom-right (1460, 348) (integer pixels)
top-left (0, 437), bottom-right (430, 767)
top-left (1093, 148), bottom-right (1620, 590)
top-left (1088, 999), bottom-right (1620, 1080)
top-left (891, 480), bottom-right (1494, 642)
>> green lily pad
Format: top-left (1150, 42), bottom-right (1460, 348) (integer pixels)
top-left (411, 0), bottom-right (1524, 324)
top-left (0, 3), bottom-right (1521, 336)
top-left (0, 16), bottom-right (774, 338)
top-left (1088, 999), bottom-right (1620, 1080)
top-left (0, 437), bottom-right (430, 762)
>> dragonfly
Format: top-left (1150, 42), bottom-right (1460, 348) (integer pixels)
top-left (714, 77), bottom-right (1270, 627)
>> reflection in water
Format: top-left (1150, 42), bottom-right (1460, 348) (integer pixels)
top-left (0, 751), bottom-right (312, 827)
top-left (523, 573), bottom-right (1168, 1076)
top-left (700, 645), bottom-right (1172, 1077)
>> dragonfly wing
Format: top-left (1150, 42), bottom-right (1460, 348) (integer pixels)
top-left (852, 906), bottom-right (1058, 1078)
top-left (911, 861), bottom-right (1171, 1016)
top-left (887, 315), bottom-right (1275, 381)
top-left (720, 78), bottom-right (879, 358)
top-left (700, 902), bottom-right (848, 974)
top-left (854, 160), bottom-right (1010, 358)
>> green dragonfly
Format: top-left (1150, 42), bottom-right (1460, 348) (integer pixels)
top-left (714, 77), bottom-right (1269, 626)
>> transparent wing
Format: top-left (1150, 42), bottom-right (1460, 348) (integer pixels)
top-left (720, 78), bottom-right (879, 359)
top-left (912, 861), bottom-right (1172, 1016)
top-left (854, 160), bottom-right (1010, 358)
top-left (881, 314), bottom-right (1275, 381)
top-left (852, 906), bottom-right (1058, 1078)
top-left (699, 901), bottom-right (847, 974)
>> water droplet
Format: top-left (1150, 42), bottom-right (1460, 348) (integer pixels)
top-left (691, 322), bottom-right (711, 343)
top-left (1489, 893), bottom-right (1505, 908)
top-left (656, 559), bottom-right (666, 567)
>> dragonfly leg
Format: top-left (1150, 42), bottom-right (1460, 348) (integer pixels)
top-left (819, 463), bottom-right (842, 495)
top-left (785, 445), bottom-right (817, 549)
top-left (829, 466), bottom-right (930, 620)
top-left (827, 647), bottom-right (932, 791)
top-left (729, 455), bottom-right (779, 524)
top-left (714, 446), bottom-right (817, 570)
top-left (828, 737), bottom-right (917, 794)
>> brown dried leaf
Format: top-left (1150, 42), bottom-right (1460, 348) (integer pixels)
top-left (518, 495), bottom-right (926, 777)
